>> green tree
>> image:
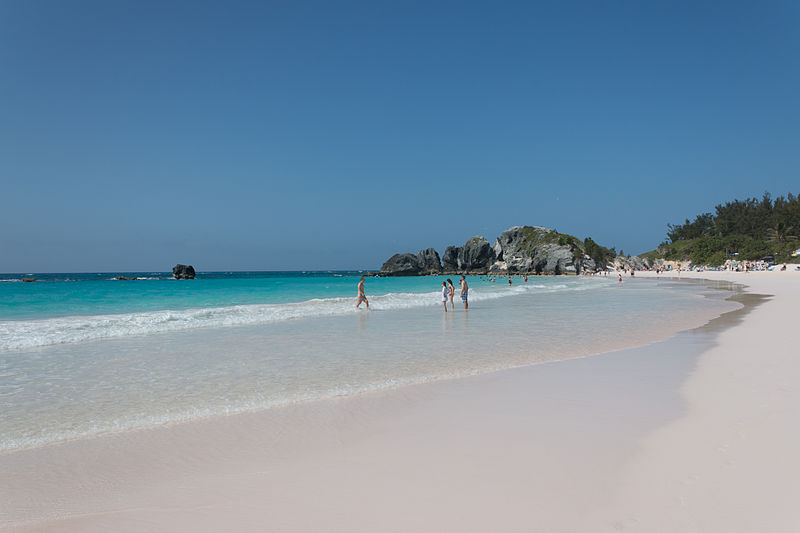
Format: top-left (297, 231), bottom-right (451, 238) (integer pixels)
top-left (765, 222), bottom-right (796, 243)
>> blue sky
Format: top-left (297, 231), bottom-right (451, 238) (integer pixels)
top-left (2, 1), bottom-right (798, 271)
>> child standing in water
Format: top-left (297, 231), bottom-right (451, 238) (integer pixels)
top-left (441, 281), bottom-right (449, 312)
top-left (446, 278), bottom-right (455, 310)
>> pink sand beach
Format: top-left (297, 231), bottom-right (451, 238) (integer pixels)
top-left (2, 271), bottom-right (799, 532)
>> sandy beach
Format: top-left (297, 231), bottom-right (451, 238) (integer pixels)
top-left (595, 270), bottom-right (800, 531)
top-left (4, 1), bottom-right (798, 530)
top-left (2, 271), bottom-right (799, 532)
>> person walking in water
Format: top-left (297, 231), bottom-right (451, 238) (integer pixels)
top-left (441, 281), bottom-right (449, 312)
top-left (460, 275), bottom-right (469, 309)
top-left (356, 276), bottom-right (369, 309)
top-left (446, 278), bottom-right (455, 310)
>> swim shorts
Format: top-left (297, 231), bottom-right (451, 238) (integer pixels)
top-left (461, 292), bottom-right (468, 302)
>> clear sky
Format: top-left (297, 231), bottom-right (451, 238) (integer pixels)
top-left (2, 1), bottom-right (798, 272)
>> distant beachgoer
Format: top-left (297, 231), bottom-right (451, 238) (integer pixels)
top-left (460, 275), bottom-right (469, 309)
top-left (508, 276), bottom-right (512, 285)
top-left (441, 281), bottom-right (449, 312)
top-left (446, 278), bottom-right (455, 309)
top-left (356, 276), bottom-right (369, 309)
top-left (523, 275), bottom-right (528, 282)
top-left (618, 273), bottom-right (623, 283)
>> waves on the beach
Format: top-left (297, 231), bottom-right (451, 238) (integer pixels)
top-left (0, 282), bottom-right (590, 351)
top-left (0, 372), bottom-right (455, 453)
top-left (0, 278), bottom-right (740, 454)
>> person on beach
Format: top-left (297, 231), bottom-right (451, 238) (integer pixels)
top-left (441, 281), bottom-right (449, 312)
top-left (508, 276), bottom-right (512, 285)
top-left (446, 278), bottom-right (455, 309)
top-left (356, 276), bottom-right (369, 309)
top-left (618, 273), bottom-right (623, 283)
top-left (460, 275), bottom-right (469, 309)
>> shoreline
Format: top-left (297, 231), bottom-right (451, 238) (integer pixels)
top-left (591, 269), bottom-right (800, 531)
top-left (1, 277), bottom-right (733, 457)
top-left (2, 274), bottom-right (786, 531)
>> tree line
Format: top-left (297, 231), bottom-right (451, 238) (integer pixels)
top-left (659, 192), bottom-right (800, 265)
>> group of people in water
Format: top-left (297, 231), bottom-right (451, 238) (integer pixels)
top-left (439, 276), bottom-right (469, 312)
top-left (356, 270), bottom-right (635, 312)
top-left (355, 275), bottom-right (470, 312)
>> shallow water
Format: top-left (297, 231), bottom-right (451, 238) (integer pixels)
top-left (2, 272), bottom-right (588, 349)
top-left (0, 275), bottom-right (739, 452)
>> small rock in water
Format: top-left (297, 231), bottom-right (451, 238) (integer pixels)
top-left (172, 264), bottom-right (196, 279)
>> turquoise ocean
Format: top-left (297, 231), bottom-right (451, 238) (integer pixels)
top-left (0, 271), bottom-right (738, 452)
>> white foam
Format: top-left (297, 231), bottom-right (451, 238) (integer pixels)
top-left (0, 281), bottom-right (603, 352)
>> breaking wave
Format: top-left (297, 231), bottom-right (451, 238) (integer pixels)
top-left (0, 281), bottom-right (599, 351)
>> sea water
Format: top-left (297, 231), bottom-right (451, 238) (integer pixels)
top-left (0, 272), bottom-right (738, 452)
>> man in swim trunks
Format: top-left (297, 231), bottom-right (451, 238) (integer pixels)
top-left (459, 275), bottom-right (468, 309)
top-left (356, 276), bottom-right (369, 309)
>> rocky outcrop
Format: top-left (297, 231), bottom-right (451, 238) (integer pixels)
top-left (491, 226), bottom-right (584, 274)
top-left (381, 248), bottom-right (445, 275)
top-left (172, 264), bottom-right (196, 279)
top-left (377, 225), bottom-right (612, 276)
top-left (581, 257), bottom-right (597, 272)
top-left (416, 248), bottom-right (442, 273)
top-left (530, 243), bottom-right (577, 274)
top-left (442, 246), bottom-right (461, 271)
top-left (380, 253), bottom-right (423, 276)
top-left (458, 236), bottom-right (495, 272)
top-left (495, 226), bottom-right (543, 271)
top-left (613, 255), bottom-right (656, 270)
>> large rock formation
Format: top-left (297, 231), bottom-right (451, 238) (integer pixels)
top-left (442, 246), bottom-right (461, 271)
top-left (172, 264), bottom-right (196, 279)
top-left (457, 236), bottom-right (495, 272)
top-left (530, 243), bottom-right (577, 274)
top-left (380, 253), bottom-right (423, 276)
top-left (380, 248), bottom-right (445, 275)
top-left (492, 226), bottom-right (581, 274)
top-left (377, 225), bottom-right (611, 276)
top-left (613, 255), bottom-right (656, 270)
top-left (582, 257), bottom-right (598, 272)
top-left (416, 248), bottom-right (442, 273)
top-left (495, 226), bottom-right (544, 271)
